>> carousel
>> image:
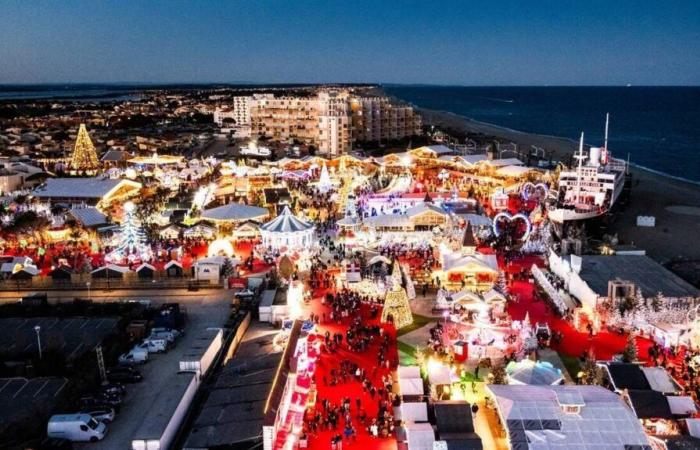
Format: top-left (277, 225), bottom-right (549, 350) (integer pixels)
top-left (260, 206), bottom-right (314, 252)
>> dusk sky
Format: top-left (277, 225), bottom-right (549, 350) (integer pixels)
top-left (1, 0), bottom-right (699, 85)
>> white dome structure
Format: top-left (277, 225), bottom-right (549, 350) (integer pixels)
top-left (260, 206), bottom-right (314, 252)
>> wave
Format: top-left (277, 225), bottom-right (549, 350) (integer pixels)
top-left (475, 96), bottom-right (515, 103)
top-left (628, 162), bottom-right (700, 187)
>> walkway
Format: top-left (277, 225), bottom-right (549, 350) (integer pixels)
top-left (300, 293), bottom-right (398, 450)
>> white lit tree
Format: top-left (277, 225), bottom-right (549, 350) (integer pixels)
top-left (107, 202), bottom-right (151, 262)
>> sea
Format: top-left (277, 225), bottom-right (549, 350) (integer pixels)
top-left (385, 86), bottom-right (700, 184)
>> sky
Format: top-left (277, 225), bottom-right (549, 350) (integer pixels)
top-left (1, 0), bottom-right (699, 85)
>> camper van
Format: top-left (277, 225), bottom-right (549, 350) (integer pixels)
top-left (47, 414), bottom-right (108, 442)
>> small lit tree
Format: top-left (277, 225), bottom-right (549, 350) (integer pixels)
top-left (489, 365), bottom-right (507, 385)
top-left (622, 334), bottom-right (639, 363)
top-left (579, 351), bottom-right (603, 385)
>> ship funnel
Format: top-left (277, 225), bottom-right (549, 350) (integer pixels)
top-left (589, 147), bottom-right (601, 166)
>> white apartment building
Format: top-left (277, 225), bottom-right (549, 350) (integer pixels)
top-left (220, 90), bottom-right (421, 156)
top-left (214, 96), bottom-right (252, 137)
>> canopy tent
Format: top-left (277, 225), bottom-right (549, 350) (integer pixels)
top-left (200, 203), bottom-right (269, 224)
top-left (506, 360), bottom-right (563, 385)
top-left (668, 396), bottom-right (697, 416)
top-left (398, 366), bottom-right (422, 379)
top-left (399, 377), bottom-right (424, 397)
top-left (404, 422), bottom-right (435, 450)
top-left (397, 402), bottom-right (429, 423)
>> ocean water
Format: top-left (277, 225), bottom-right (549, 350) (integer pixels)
top-left (385, 86), bottom-right (700, 183)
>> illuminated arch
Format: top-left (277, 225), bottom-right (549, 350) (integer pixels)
top-left (207, 238), bottom-right (235, 257)
top-left (492, 212), bottom-right (532, 241)
top-left (520, 182), bottom-right (549, 201)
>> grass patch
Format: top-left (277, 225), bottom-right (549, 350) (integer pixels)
top-left (558, 353), bottom-right (581, 380)
top-left (397, 340), bottom-right (417, 365)
top-left (397, 313), bottom-right (436, 337)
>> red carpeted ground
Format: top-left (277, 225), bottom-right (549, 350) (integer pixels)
top-left (503, 255), bottom-right (654, 362)
top-left (303, 291), bottom-right (398, 450)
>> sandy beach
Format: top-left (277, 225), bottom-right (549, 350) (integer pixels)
top-left (420, 108), bottom-right (700, 273)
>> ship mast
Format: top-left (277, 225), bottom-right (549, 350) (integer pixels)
top-left (604, 113), bottom-right (609, 150)
top-left (575, 132), bottom-right (585, 204)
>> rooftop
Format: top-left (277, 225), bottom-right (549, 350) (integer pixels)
top-left (33, 177), bottom-right (140, 199)
top-left (185, 323), bottom-right (285, 449)
top-left (488, 384), bottom-right (651, 450)
top-left (579, 255), bottom-right (699, 299)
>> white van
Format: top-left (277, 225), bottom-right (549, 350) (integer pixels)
top-left (138, 338), bottom-right (168, 353)
top-left (118, 346), bottom-right (149, 365)
top-left (47, 414), bottom-right (108, 442)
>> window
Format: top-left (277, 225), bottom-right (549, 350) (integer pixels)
top-left (562, 405), bottom-right (581, 414)
top-left (80, 425), bottom-right (89, 431)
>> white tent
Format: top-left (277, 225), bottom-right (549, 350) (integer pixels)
top-left (428, 365), bottom-right (452, 386)
top-left (668, 396), bottom-right (697, 416)
top-left (399, 377), bottom-right (424, 396)
top-left (398, 366), bottom-right (422, 379)
top-left (404, 422), bottom-right (435, 450)
top-left (397, 402), bottom-right (429, 423)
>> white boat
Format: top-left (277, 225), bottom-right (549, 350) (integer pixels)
top-left (548, 114), bottom-right (627, 223)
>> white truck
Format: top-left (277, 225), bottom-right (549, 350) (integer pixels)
top-left (47, 414), bottom-right (108, 442)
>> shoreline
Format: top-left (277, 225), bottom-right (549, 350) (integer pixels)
top-left (419, 107), bottom-right (700, 269)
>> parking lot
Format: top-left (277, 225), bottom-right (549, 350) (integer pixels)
top-left (74, 289), bottom-right (230, 450)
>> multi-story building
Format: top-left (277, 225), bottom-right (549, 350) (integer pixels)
top-left (214, 96), bottom-right (253, 137)
top-left (221, 89), bottom-right (421, 156)
top-left (317, 91), bottom-right (352, 157)
top-left (350, 96), bottom-right (422, 142)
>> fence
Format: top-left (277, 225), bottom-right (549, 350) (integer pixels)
top-left (0, 276), bottom-right (220, 292)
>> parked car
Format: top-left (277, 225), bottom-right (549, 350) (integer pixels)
top-left (118, 346), bottom-right (149, 365)
top-left (80, 407), bottom-right (115, 424)
top-left (136, 338), bottom-right (168, 353)
top-left (79, 395), bottom-right (121, 410)
top-left (149, 329), bottom-right (180, 344)
top-left (106, 367), bottom-right (143, 384)
top-left (99, 383), bottom-right (126, 398)
top-left (151, 327), bottom-right (183, 339)
top-left (47, 414), bottom-right (107, 442)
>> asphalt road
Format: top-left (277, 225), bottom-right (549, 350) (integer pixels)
top-left (72, 290), bottom-right (231, 450)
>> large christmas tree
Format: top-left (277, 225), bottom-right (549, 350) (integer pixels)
top-left (382, 284), bottom-right (413, 329)
top-left (70, 124), bottom-right (100, 172)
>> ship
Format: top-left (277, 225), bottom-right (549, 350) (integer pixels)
top-left (548, 114), bottom-right (627, 223)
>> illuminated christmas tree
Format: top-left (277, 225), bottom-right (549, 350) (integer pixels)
top-left (382, 284), bottom-right (413, 329)
top-left (70, 124), bottom-right (100, 172)
top-left (108, 202), bottom-right (151, 262)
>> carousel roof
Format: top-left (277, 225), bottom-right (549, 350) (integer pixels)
top-left (261, 206), bottom-right (313, 233)
top-left (201, 203), bottom-right (269, 222)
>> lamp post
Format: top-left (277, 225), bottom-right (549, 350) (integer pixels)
top-left (34, 325), bottom-right (42, 360)
top-left (86, 282), bottom-right (91, 301)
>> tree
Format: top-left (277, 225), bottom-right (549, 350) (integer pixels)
top-left (220, 257), bottom-right (235, 279)
top-left (622, 334), bottom-right (638, 363)
top-left (579, 352), bottom-right (603, 385)
top-left (489, 365), bottom-right (507, 385)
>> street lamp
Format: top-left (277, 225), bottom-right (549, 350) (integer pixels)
top-left (34, 325), bottom-right (42, 360)
top-left (86, 282), bottom-right (91, 301)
